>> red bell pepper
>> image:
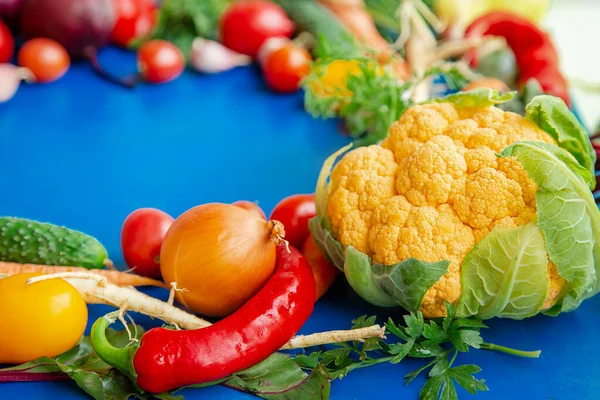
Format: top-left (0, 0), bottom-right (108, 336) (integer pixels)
top-left (465, 11), bottom-right (570, 107)
top-left (90, 244), bottom-right (316, 393)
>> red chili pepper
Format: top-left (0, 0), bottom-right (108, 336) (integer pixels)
top-left (90, 244), bottom-right (316, 393)
top-left (465, 11), bottom-right (570, 107)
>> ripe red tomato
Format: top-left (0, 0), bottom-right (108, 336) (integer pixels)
top-left (17, 38), bottom-right (70, 83)
top-left (219, 0), bottom-right (294, 58)
top-left (121, 208), bottom-right (175, 278)
top-left (137, 40), bottom-right (185, 84)
top-left (270, 193), bottom-right (316, 250)
top-left (302, 235), bottom-right (339, 300)
top-left (232, 200), bottom-right (266, 219)
top-left (111, 0), bottom-right (156, 47)
top-left (0, 20), bottom-right (14, 63)
top-left (263, 43), bottom-right (312, 93)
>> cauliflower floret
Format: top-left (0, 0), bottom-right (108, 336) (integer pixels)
top-left (383, 102), bottom-right (459, 161)
top-left (396, 136), bottom-right (467, 207)
top-left (453, 167), bottom-right (529, 230)
top-left (369, 199), bottom-right (475, 316)
top-left (327, 102), bottom-right (562, 318)
top-left (328, 146), bottom-right (397, 254)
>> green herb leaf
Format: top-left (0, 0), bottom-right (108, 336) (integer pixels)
top-left (222, 353), bottom-right (331, 399)
top-left (304, 58), bottom-right (411, 147)
top-left (419, 374), bottom-right (444, 400)
top-left (457, 222), bottom-right (550, 319)
top-left (441, 375), bottom-right (459, 400)
top-left (526, 95), bottom-right (597, 178)
top-left (389, 340), bottom-right (415, 364)
top-left (450, 330), bottom-right (483, 352)
top-left (422, 321), bottom-right (445, 342)
top-left (352, 315), bottom-right (378, 329)
top-left (429, 357), bottom-right (449, 377)
top-left (449, 365), bottom-right (489, 395)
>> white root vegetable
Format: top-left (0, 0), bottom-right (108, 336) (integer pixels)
top-left (280, 325), bottom-right (386, 350)
top-left (24, 272), bottom-right (385, 350)
top-left (190, 38), bottom-right (252, 74)
top-left (26, 272), bottom-right (212, 329)
top-left (0, 64), bottom-right (33, 103)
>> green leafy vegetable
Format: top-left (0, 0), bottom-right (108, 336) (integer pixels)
top-left (218, 353), bottom-right (331, 399)
top-left (475, 48), bottom-right (518, 88)
top-left (294, 303), bottom-right (539, 400)
top-left (142, 0), bottom-right (233, 58)
top-left (433, 88), bottom-right (516, 108)
top-left (498, 79), bottom-right (544, 115)
top-left (501, 141), bottom-right (600, 312)
top-left (525, 95), bottom-right (597, 177)
top-left (344, 246), bottom-right (398, 307)
top-left (273, 0), bottom-right (361, 59)
top-left (1, 326), bottom-right (330, 400)
top-left (0, 325), bottom-right (158, 400)
top-left (304, 57), bottom-right (412, 147)
top-left (345, 246), bottom-right (450, 311)
top-left (457, 222), bottom-right (550, 319)
top-left (309, 216), bottom-right (345, 271)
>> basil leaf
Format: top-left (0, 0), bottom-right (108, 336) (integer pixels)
top-left (222, 353), bottom-right (331, 399)
top-left (344, 246), bottom-right (449, 311)
top-left (526, 95), bottom-right (596, 179)
top-left (457, 222), bottom-right (550, 320)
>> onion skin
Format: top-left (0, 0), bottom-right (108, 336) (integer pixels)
top-left (160, 203), bottom-right (285, 317)
top-left (20, 0), bottom-right (115, 58)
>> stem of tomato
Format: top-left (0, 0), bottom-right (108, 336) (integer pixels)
top-left (481, 342), bottom-right (541, 358)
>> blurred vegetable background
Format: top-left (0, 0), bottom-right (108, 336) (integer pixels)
top-left (1, 1), bottom-right (600, 400)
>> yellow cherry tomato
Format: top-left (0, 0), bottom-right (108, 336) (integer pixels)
top-left (0, 273), bottom-right (88, 364)
top-left (309, 59), bottom-right (383, 98)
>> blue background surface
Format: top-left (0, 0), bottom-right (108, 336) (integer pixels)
top-left (1, 48), bottom-right (599, 400)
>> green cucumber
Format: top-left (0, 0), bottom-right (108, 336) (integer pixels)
top-left (0, 217), bottom-right (108, 269)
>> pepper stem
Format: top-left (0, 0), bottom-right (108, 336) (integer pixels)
top-left (90, 311), bottom-right (140, 385)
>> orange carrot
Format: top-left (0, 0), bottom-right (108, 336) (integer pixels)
top-left (321, 0), bottom-right (390, 51)
top-left (0, 261), bottom-right (168, 288)
top-left (319, 0), bottom-right (410, 79)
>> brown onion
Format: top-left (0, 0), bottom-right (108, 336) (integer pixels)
top-left (160, 203), bottom-right (286, 317)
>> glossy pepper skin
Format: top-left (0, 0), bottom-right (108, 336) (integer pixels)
top-left (132, 244), bottom-right (315, 393)
top-left (465, 11), bottom-right (570, 106)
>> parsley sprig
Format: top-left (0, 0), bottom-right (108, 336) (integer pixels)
top-left (293, 303), bottom-right (540, 400)
top-left (303, 35), bottom-right (472, 147)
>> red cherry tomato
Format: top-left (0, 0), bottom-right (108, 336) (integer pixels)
top-left (219, 0), bottom-right (294, 58)
top-left (302, 235), bottom-right (339, 300)
top-left (0, 20), bottom-right (14, 63)
top-left (137, 40), bottom-right (185, 84)
top-left (121, 208), bottom-right (175, 278)
top-left (17, 38), bottom-right (70, 83)
top-left (232, 200), bottom-right (266, 219)
top-left (262, 43), bottom-right (312, 93)
top-left (111, 0), bottom-right (156, 47)
top-left (269, 194), bottom-right (316, 250)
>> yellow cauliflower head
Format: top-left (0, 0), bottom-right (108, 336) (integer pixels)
top-left (326, 101), bottom-right (566, 318)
